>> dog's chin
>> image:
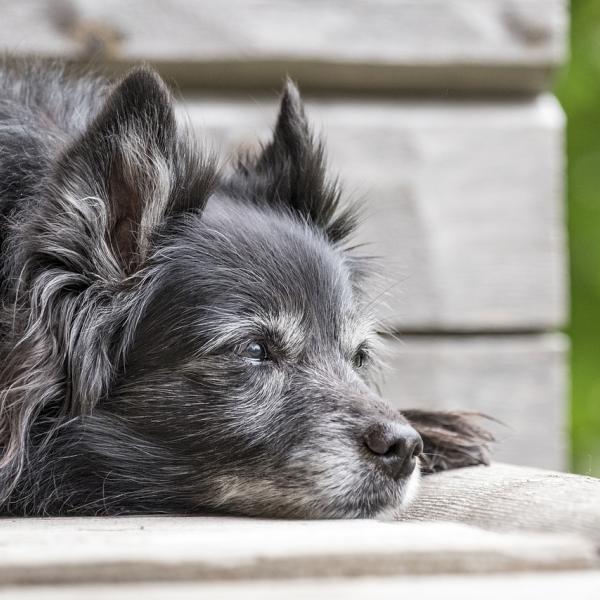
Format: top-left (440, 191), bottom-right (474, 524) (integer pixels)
top-left (334, 465), bottom-right (421, 520)
top-left (372, 467), bottom-right (421, 520)
top-left (207, 461), bottom-right (421, 519)
top-left (320, 458), bottom-right (422, 520)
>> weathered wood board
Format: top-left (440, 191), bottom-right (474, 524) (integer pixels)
top-left (402, 463), bottom-right (600, 546)
top-left (3, 572), bottom-right (600, 600)
top-left (182, 95), bottom-right (567, 331)
top-left (0, 517), bottom-right (596, 587)
top-left (0, 0), bottom-right (567, 92)
top-left (381, 334), bottom-right (568, 470)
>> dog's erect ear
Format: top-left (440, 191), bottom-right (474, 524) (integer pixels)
top-left (232, 80), bottom-right (356, 243)
top-left (53, 68), bottom-right (214, 275)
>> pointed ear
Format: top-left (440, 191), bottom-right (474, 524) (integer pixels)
top-left (233, 80), bottom-right (356, 243)
top-left (54, 67), bottom-right (213, 275)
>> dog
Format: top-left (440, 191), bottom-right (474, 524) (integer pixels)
top-left (0, 61), bottom-right (492, 517)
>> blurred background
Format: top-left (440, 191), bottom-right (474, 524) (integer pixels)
top-left (556, 0), bottom-right (600, 476)
top-left (2, 0), bottom-right (597, 475)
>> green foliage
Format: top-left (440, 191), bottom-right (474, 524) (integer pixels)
top-left (555, 0), bottom-right (600, 476)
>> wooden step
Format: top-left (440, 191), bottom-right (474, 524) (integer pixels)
top-left (3, 572), bottom-right (600, 600)
top-left (0, 517), bottom-right (596, 587)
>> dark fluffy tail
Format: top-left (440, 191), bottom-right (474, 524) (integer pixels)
top-left (403, 409), bottom-right (495, 474)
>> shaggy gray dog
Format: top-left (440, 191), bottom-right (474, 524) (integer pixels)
top-left (0, 61), bottom-right (491, 517)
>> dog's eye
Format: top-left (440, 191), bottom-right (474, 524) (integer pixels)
top-left (353, 348), bottom-right (368, 369)
top-left (238, 341), bottom-right (269, 362)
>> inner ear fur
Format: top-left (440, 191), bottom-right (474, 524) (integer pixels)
top-left (230, 79), bottom-right (357, 244)
top-left (55, 67), bottom-right (214, 275)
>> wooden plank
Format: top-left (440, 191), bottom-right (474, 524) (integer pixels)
top-left (401, 463), bottom-right (600, 546)
top-left (0, 0), bottom-right (567, 92)
top-left (3, 572), bottom-right (600, 600)
top-left (381, 334), bottom-right (568, 470)
top-left (0, 518), bottom-right (596, 586)
top-left (183, 95), bottom-right (567, 331)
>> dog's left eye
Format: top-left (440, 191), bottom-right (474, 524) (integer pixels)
top-left (238, 341), bottom-right (269, 362)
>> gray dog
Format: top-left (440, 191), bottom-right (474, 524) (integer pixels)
top-left (0, 61), bottom-right (491, 517)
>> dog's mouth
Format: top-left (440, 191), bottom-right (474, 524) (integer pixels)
top-left (331, 462), bottom-right (422, 519)
top-left (204, 420), bottom-right (423, 519)
top-left (207, 458), bottom-right (421, 519)
top-left (379, 463), bottom-right (421, 518)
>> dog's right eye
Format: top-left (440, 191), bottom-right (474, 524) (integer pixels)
top-left (352, 347), bottom-right (368, 369)
top-left (238, 341), bottom-right (269, 362)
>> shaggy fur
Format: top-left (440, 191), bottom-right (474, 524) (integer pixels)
top-left (0, 61), bottom-right (492, 517)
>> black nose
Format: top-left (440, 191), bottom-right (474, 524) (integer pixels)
top-left (364, 423), bottom-right (423, 480)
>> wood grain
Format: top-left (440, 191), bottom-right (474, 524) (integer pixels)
top-left (2, 573), bottom-right (600, 600)
top-left (0, 517), bottom-right (595, 586)
top-left (0, 0), bottom-right (567, 92)
top-left (401, 463), bottom-right (600, 545)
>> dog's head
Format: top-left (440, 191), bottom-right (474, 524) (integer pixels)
top-left (8, 68), bottom-right (423, 517)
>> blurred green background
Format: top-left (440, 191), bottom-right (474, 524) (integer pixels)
top-left (556, 0), bottom-right (600, 476)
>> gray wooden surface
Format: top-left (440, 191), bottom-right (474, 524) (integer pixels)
top-left (382, 334), bottom-right (568, 470)
top-left (183, 95), bottom-right (567, 332)
top-left (3, 572), bottom-right (600, 600)
top-left (0, 517), bottom-right (596, 586)
top-left (401, 463), bottom-right (600, 546)
top-left (0, 0), bottom-right (567, 92)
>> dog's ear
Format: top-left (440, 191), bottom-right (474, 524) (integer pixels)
top-left (53, 67), bottom-right (214, 275)
top-left (233, 80), bottom-right (356, 243)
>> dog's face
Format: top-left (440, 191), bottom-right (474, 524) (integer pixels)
top-left (23, 69), bottom-right (422, 517)
top-left (113, 200), bottom-right (421, 518)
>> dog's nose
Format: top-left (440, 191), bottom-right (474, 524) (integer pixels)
top-left (364, 423), bottom-right (423, 480)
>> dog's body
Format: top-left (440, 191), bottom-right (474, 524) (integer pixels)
top-left (0, 61), bottom-right (491, 517)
